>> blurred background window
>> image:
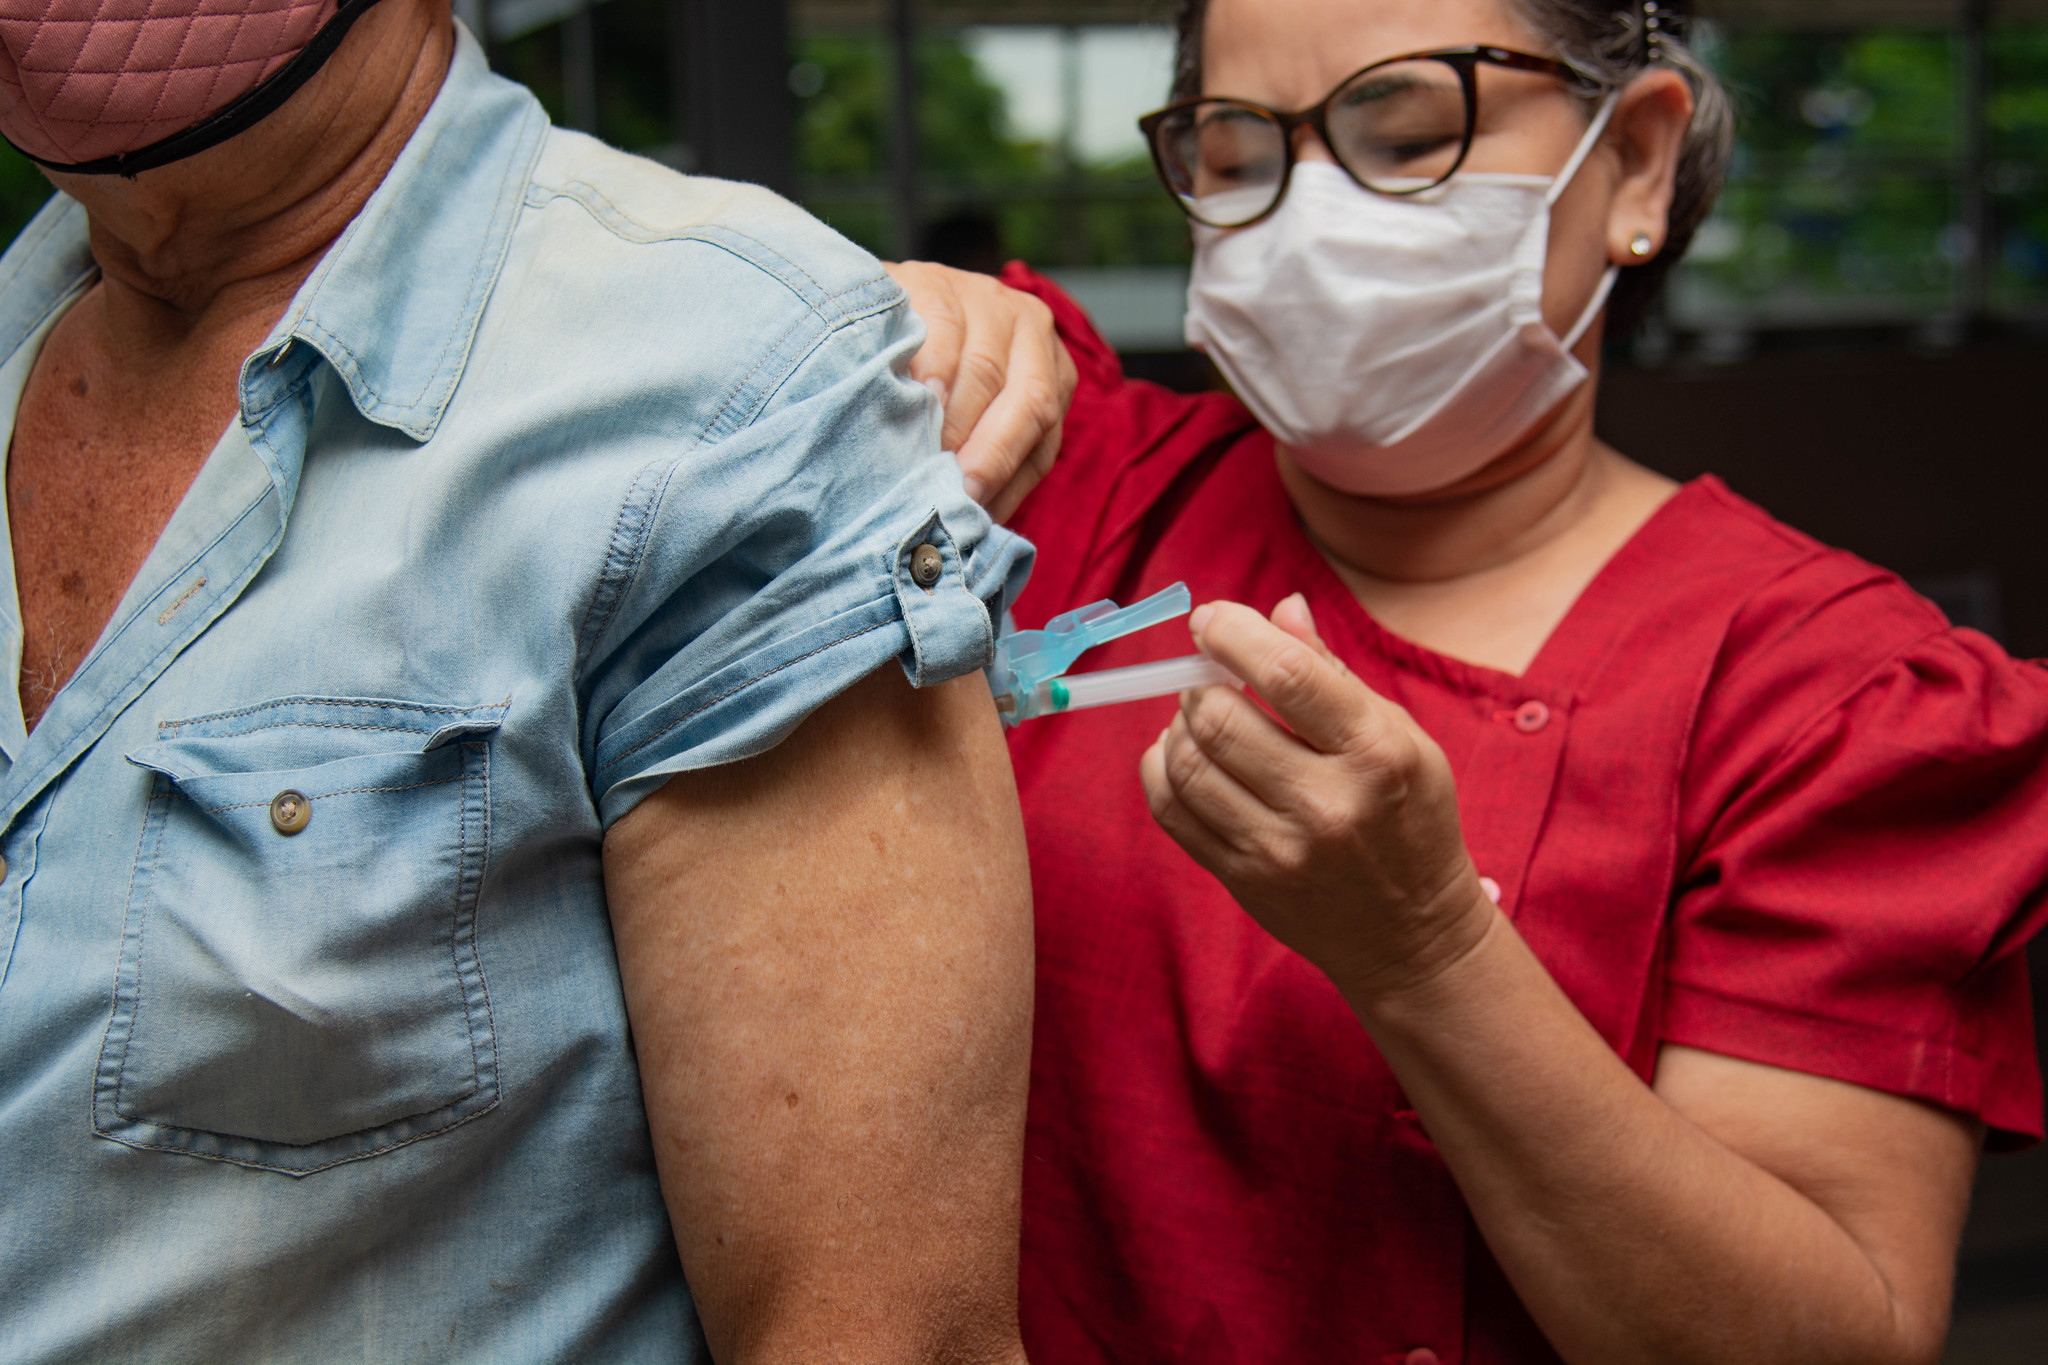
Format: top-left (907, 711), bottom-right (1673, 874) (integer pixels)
top-left (788, 5), bottom-right (1192, 349)
top-left (3, 0), bottom-right (2041, 357)
top-left (1664, 0), bottom-right (2048, 358)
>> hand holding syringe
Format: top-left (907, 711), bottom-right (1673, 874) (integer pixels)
top-left (989, 582), bottom-right (1238, 725)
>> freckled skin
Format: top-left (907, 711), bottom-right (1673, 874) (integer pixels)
top-left (5, 0), bottom-right (453, 735)
top-left (8, 290), bottom-right (255, 730)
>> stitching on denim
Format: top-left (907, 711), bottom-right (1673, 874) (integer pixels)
top-left (3, 487), bottom-right (277, 821)
top-left (110, 782), bottom-right (175, 1121)
top-left (598, 616), bottom-right (894, 774)
top-left (302, 103), bottom-right (544, 427)
top-left (184, 775), bottom-right (462, 815)
top-left (453, 745), bottom-right (490, 1092)
top-left (568, 297), bottom-right (877, 672)
top-left (160, 697), bottom-right (490, 733)
top-left (528, 180), bottom-right (851, 313)
top-left (161, 720), bottom-right (439, 740)
top-left (93, 1098), bottom-right (498, 1176)
top-left (702, 311), bottom-right (823, 440)
top-left (99, 783), bottom-right (169, 1125)
top-left (573, 457), bottom-right (670, 679)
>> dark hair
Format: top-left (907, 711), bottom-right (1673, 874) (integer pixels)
top-left (1169, 0), bottom-right (1735, 337)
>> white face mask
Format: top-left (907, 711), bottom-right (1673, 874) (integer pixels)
top-left (1183, 97), bottom-right (1620, 498)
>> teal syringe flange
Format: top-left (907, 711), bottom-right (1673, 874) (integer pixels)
top-left (989, 582), bottom-right (1210, 726)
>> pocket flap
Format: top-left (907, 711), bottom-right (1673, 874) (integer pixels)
top-left (129, 697), bottom-right (508, 783)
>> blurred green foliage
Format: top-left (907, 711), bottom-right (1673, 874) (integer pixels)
top-left (1677, 24), bottom-right (2048, 319)
top-left (1990, 28), bottom-right (2048, 307)
top-left (0, 142), bottom-right (54, 253)
top-left (791, 30), bottom-right (1189, 269)
top-left (496, 0), bottom-right (673, 153)
top-left (1681, 30), bottom-right (1962, 315)
top-left (0, 10), bottom-right (2035, 322)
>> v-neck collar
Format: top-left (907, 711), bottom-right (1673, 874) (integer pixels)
top-left (1282, 472), bottom-right (1725, 708)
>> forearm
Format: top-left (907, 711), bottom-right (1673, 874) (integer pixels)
top-left (1344, 905), bottom-right (1944, 1365)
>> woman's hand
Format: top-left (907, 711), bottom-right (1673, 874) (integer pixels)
top-left (1147, 598), bottom-right (1978, 1365)
top-left (1140, 593), bottom-right (1497, 1000)
top-left (885, 261), bottom-right (1077, 523)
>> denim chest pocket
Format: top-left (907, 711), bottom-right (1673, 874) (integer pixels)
top-left (94, 697), bottom-right (509, 1175)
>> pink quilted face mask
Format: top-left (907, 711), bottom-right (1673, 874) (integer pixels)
top-left (0, 0), bottom-right (384, 175)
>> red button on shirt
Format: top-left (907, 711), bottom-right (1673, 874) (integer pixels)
top-left (1001, 266), bottom-right (2048, 1365)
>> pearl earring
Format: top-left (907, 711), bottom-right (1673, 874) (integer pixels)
top-left (1629, 233), bottom-right (1656, 258)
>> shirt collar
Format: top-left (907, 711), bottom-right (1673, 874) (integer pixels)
top-left (260, 26), bottom-right (549, 441)
top-left (0, 27), bottom-right (548, 447)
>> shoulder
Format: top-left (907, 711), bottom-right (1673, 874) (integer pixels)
top-left (455, 130), bottom-right (925, 456)
top-left (1664, 479), bottom-right (1958, 743)
top-left (1000, 264), bottom-right (1264, 590)
top-left (518, 130), bottom-right (901, 332)
top-left (1652, 478), bottom-right (2048, 866)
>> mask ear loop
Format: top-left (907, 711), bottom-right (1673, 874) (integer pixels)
top-left (1546, 92), bottom-right (1625, 349)
top-left (1560, 267), bottom-right (1620, 350)
top-left (1546, 92), bottom-right (1622, 208)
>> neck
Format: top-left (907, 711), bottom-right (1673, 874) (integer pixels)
top-left (46, 0), bottom-right (453, 351)
top-left (1281, 377), bottom-right (1609, 588)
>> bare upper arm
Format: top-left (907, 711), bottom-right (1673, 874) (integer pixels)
top-left (1654, 1043), bottom-right (1982, 1353)
top-left (602, 666), bottom-right (1033, 1365)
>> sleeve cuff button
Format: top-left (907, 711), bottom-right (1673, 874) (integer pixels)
top-left (911, 543), bottom-right (944, 591)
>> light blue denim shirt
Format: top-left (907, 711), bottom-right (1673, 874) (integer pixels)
top-left (0, 28), bottom-right (1030, 1364)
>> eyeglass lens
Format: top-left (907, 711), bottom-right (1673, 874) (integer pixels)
top-left (1154, 59), bottom-right (1472, 227)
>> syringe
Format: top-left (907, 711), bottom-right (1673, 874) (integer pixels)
top-left (995, 654), bottom-right (1236, 720)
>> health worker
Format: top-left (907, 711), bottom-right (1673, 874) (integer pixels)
top-left (978, 1), bottom-right (2048, 1361)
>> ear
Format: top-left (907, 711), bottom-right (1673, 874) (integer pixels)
top-left (1603, 68), bottom-right (1693, 265)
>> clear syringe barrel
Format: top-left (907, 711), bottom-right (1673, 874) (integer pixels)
top-left (1044, 654), bottom-right (1236, 715)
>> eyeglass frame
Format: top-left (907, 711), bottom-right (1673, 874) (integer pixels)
top-left (1136, 45), bottom-right (1605, 229)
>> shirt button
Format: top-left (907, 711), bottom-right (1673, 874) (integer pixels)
top-left (1513, 700), bottom-right (1550, 734)
top-left (269, 790), bottom-right (311, 835)
top-left (910, 542), bottom-right (944, 591)
top-left (0, 853), bottom-right (9, 880)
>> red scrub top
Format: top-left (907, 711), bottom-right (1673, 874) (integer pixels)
top-left (999, 266), bottom-right (2048, 1365)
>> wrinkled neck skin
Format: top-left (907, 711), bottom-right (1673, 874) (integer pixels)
top-left (43, 0), bottom-right (453, 360)
top-left (1278, 331), bottom-right (1680, 676)
top-left (1280, 342), bottom-right (1602, 583)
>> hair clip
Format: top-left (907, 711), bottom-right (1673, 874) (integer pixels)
top-left (1641, 0), bottom-right (1668, 61)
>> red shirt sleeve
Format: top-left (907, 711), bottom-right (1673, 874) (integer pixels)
top-left (1668, 538), bottom-right (2048, 1144)
top-left (997, 263), bottom-right (1261, 626)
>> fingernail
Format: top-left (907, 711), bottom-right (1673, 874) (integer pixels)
top-left (1189, 604), bottom-right (1215, 636)
top-left (923, 376), bottom-right (949, 407)
top-left (962, 473), bottom-right (989, 504)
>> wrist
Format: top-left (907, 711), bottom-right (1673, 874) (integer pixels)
top-left (1327, 875), bottom-right (1505, 1017)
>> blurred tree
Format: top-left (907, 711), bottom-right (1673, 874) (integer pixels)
top-left (0, 144), bottom-right (53, 254)
top-left (1684, 30), bottom-right (1962, 314)
top-left (1990, 27), bottom-right (2048, 309)
top-left (791, 27), bottom-right (1188, 270)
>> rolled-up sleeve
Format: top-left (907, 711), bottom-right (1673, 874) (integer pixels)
top-left (578, 295), bottom-right (1034, 827)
